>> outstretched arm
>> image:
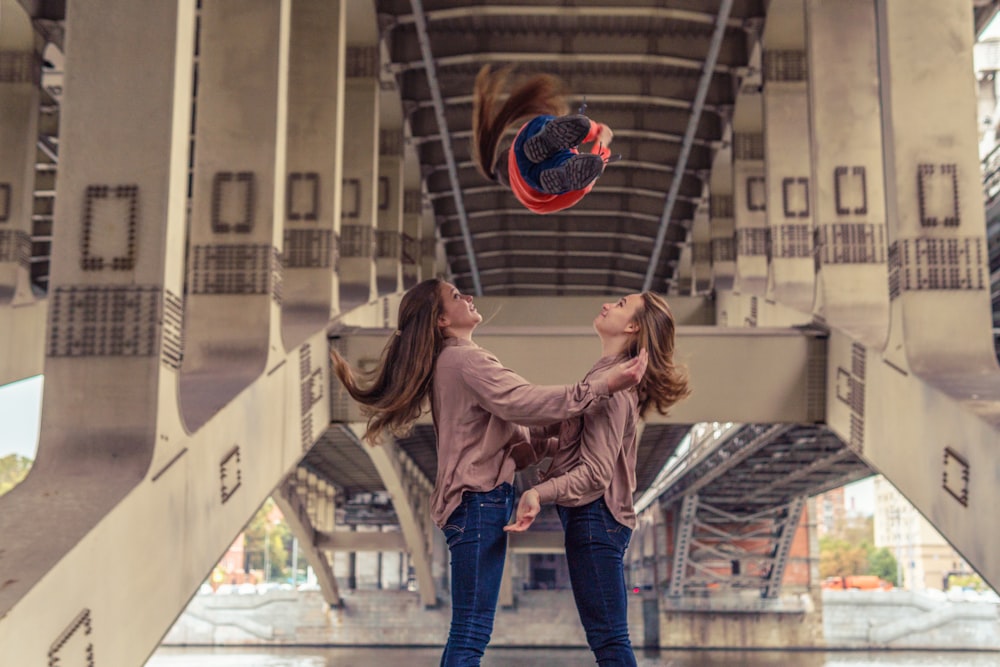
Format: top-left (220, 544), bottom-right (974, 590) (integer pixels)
top-left (505, 393), bottom-right (632, 532)
top-left (461, 348), bottom-right (646, 426)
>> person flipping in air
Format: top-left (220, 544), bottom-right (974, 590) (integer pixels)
top-left (471, 65), bottom-right (615, 215)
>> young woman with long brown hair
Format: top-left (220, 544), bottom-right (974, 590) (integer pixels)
top-left (472, 65), bottom-right (615, 215)
top-left (331, 277), bottom-right (647, 666)
top-left (505, 291), bottom-right (690, 666)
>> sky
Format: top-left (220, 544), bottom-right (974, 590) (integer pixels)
top-left (0, 375), bottom-right (43, 460)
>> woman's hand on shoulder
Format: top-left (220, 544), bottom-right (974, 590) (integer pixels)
top-left (606, 348), bottom-right (648, 394)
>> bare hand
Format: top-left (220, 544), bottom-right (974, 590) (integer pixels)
top-left (597, 123), bottom-right (614, 146)
top-left (504, 489), bottom-right (540, 533)
top-left (606, 348), bottom-right (648, 394)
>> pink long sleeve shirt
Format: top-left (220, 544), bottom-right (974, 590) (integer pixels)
top-left (429, 337), bottom-right (611, 529)
top-left (532, 354), bottom-right (640, 529)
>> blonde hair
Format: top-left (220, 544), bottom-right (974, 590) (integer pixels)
top-left (626, 292), bottom-right (691, 418)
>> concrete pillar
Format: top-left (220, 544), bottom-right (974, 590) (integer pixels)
top-left (180, 0), bottom-right (289, 432)
top-left (376, 127), bottom-right (404, 295)
top-left (732, 43), bottom-right (768, 297)
top-left (339, 40), bottom-right (379, 310)
top-left (0, 0), bottom-right (196, 662)
top-left (762, 0), bottom-right (814, 312)
top-left (875, 0), bottom-right (996, 390)
top-left (0, 0), bottom-right (46, 386)
top-left (402, 188), bottom-right (422, 288)
top-left (690, 200), bottom-right (712, 294)
top-left (709, 139), bottom-right (735, 321)
top-left (0, 0), bottom-right (37, 306)
top-left (420, 202), bottom-right (441, 280)
top-left (805, 0), bottom-right (889, 347)
top-left (281, 0), bottom-right (345, 350)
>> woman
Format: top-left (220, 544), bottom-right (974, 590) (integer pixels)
top-left (505, 292), bottom-right (690, 666)
top-left (472, 65), bottom-right (615, 215)
top-left (331, 278), bottom-right (647, 666)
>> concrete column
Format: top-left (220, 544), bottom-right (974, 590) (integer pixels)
top-left (732, 44), bottom-right (768, 297)
top-left (709, 139), bottom-right (735, 318)
top-left (339, 43), bottom-right (379, 310)
top-left (281, 0), bottom-right (345, 350)
top-left (0, 0), bottom-right (196, 662)
top-left (180, 0), bottom-right (289, 432)
top-left (690, 200), bottom-right (712, 294)
top-left (420, 203), bottom-right (441, 280)
top-left (0, 1), bottom-right (37, 306)
top-left (0, 0), bottom-right (46, 386)
top-left (875, 0), bottom-right (996, 390)
top-left (806, 0), bottom-right (889, 347)
top-left (376, 128), bottom-right (404, 295)
top-left (402, 188), bottom-right (422, 288)
top-left (762, 0), bottom-right (814, 312)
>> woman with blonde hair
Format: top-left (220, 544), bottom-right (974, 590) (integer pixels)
top-left (471, 65), bottom-right (615, 215)
top-left (505, 291), bottom-right (690, 666)
top-left (331, 277), bottom-right (647, 666)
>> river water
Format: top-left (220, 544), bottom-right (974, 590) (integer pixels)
top-left (146, 647), bottom-right (1000, 666)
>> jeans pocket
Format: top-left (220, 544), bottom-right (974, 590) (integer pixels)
top-left (443, 503), bottom-right (469, 547)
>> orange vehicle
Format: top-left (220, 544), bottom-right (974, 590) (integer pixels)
top-left (822, 575), bottom-right (894, 591)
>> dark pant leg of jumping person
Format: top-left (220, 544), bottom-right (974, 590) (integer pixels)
top-left (440, 483), bottom-right (514, 667)
top-left (514, 116), bottom-right (603, 196)
top-left (558, 499), bottom-right (637, 667)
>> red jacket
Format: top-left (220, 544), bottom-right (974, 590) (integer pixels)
top-left (507, 120), bottom-right (610, 215)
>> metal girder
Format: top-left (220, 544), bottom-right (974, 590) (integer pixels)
top-left (644, 0), bottom-right (734, 291)
top-left (668, 494), bottom-right (698, 597)
top-left (347, 424), bottom-right (438, 607)
top-left (763, 496), bottom-right (806, 599)
top-left (409, 0), bottom-right (481, 295)
top-left (273, 472), bottom-right (342, 607)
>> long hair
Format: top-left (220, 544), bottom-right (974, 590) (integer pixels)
top-left (471, 65), bottom-right (570, 182)
top-left (625, 292), bottom-right (692, 418)
top-left (331, 278), bottom-right (445, 444)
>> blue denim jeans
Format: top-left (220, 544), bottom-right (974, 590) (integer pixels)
top-left (558, 498), bottom-right (636, 667)
top-left (514, 114), bottom-right (577, 193)
top-left (440, 483), bottom-right (514, 666)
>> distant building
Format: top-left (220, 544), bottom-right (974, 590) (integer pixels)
top-left (814, 486), bottom-right (846, 538)
top-left (872, 476), bottom-right (970, 591)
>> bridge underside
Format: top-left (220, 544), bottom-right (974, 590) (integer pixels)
top-left (3, 0), bottom-right (1000, 663)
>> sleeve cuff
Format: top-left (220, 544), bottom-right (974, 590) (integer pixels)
top-left (534, 481), bottom-right (558, 505)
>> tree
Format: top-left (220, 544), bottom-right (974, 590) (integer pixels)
top-left (243, 498), bottom-right (290, 581)
top-left (0, 455), bottom-right (32, 496)
top-left (868, 547), bottom-right (898, 583)
top-left (819, 535), bottom-right (870, 578)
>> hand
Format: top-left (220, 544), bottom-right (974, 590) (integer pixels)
top-left (597, 123), bottom-right (614, 146)
top-left (606, 348), bottom-right (648, 394)
top-left (504, 489), bottom-right (540, 533)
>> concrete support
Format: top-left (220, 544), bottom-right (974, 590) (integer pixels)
top-left (339, 41), bottom-right (379, 310)
top-left (179, 0), bottom-right (289, 432)
top-left (420, 198), bottom-right (441, 280)
top-left (805, 0), bottom-right (889, 347)
top-left (0, 0), bottom-right (197, 661)
top-left (376, 128), bottom-right (404, 295)
top-left (402, 188), bottom-right (422, 288)
top-left (762, 0), bottom-right (814, 312)
top-left (732, 44), bottom-right (768, 297)
top-left (876, 0), bottom-right (997, 395)
top-left (0, 0), bottom-right (46, 386)
top-left (0, 0), bottom-right (38, 306)
top-left (349, 425), bottom-right (438, 607)
top-left (334, 325), bottom-right (827, 425)
top-left (281, 0), bottom-right (345, 350)
top-left (690, 198), bottom-right (712, 294)
top-left (709, 139), bottom-right (735, 298)
top-left (273, 471), bottom-right (341, 607)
